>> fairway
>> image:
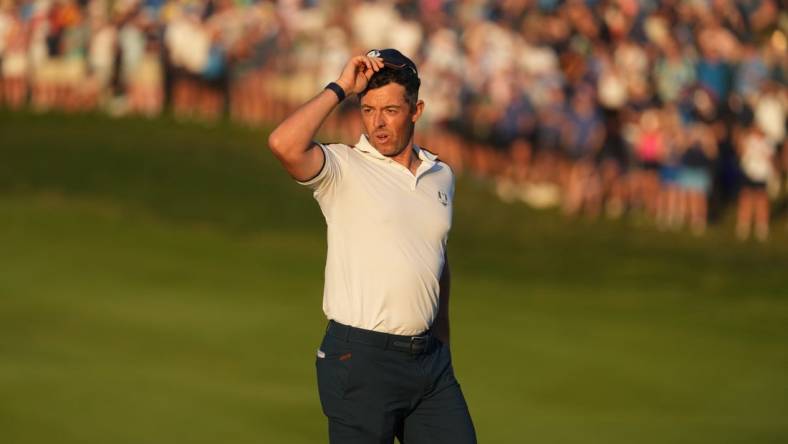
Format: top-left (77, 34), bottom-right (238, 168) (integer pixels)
top-left (1, 112), bottom-right (787, 443)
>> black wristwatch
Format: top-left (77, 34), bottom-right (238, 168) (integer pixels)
top-left (325, 82), bottom-right (346, 103)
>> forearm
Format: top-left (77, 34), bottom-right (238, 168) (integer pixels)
top-left (267, 87), bottom-right (342, 160)
top-left (267, 55), bottom-right (382, 181)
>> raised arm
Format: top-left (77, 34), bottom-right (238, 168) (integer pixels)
top-left (267, 55), bottom-right (384, 181)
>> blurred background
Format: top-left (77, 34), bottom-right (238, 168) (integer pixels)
top-left (1, 0), bottom-right (787, 443)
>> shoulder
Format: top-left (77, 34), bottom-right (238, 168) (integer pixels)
top-left (433, 161), bottom-right (455, 187)
top-left (319, 141), bottom-right (352, 152)
top-left (297, 141), bottom-right (356, 189)
top-left (430, 155), bottom-right (455, 181)
top-left (436, 159), bottom-right (454, 177)
top-left (419, 146), bottom-right (454, 174)
top-left (318, 141), bottom-right (355, 161)
top-left (423, 149), bottom-right (456, 194)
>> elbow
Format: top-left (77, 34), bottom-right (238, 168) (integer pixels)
top-left (267, 130), bottom-right (303, 164)
top-left (267, 131), bottom-right (282, 155)
top-left (267, 131), bottom-right (292, 164)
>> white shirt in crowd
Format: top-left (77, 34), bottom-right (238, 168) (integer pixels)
top-left (165, 15), bottom-right (209, 74)
top-left (741, 131), bottom-right (775, 182)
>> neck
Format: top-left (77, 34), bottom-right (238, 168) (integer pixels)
top-left (389, 140), bottom-right (420, 174)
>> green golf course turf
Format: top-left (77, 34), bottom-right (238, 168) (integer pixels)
top-left (1, 111), bottom-right (787, 443)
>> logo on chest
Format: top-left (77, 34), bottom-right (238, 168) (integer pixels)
top-left (437, 190), bottom-right (449, 206)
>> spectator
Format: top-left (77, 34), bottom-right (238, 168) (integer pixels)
top-left (561, 86), bottom-right (605, 217)
top-left (736, 125), bottom-right (776, 241)
top-left (1, 0), bottom-right (786, 237)
top-left (0, 5), bottom-right (28, 108)
top-left (679, 124), bottom-right (717, 235)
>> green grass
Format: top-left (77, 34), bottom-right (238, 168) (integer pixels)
top-left (1, 111), bottom-right (787, 443)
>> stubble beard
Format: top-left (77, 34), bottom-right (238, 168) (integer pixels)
top-left (377, 122), bottom-right (415, 158)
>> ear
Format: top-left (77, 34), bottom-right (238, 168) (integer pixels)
top-left (411, 99), bottom-right (425, 123)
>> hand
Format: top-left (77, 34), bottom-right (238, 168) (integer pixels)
top-left (335, 55), bottom-right (385, 97)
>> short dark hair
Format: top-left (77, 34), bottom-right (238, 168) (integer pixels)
top-left (359, 68), bottom-right (421, 111)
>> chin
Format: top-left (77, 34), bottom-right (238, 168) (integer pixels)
top-left (383, 146), bottom-right (406, 157)
top-left (380, 146), bottom-right (397, 155)
top-left (372, 142), bottom-right (397, 156)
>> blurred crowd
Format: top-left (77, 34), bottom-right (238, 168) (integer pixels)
top-left (1, 0), bottom-right (787, 240)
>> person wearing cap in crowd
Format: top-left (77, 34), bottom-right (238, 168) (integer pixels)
top-left (267, 49), bottom-right (476, 444)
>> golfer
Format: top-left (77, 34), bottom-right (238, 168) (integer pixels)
top-left (268, 49), bottom-right (476, 444)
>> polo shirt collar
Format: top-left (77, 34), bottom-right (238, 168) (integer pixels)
top-left (414, 144), bottom-right (439, 164)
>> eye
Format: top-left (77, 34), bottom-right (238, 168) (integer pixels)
top-left (385, 108), bottom-right (398, 115)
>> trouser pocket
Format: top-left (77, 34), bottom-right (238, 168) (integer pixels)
top-left (315, 335), bottom-right (354, 412)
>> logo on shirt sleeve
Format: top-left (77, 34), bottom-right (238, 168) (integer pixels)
top-left (437, 190), bottom-right (449, 206)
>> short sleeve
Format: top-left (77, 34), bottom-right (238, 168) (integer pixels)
top-left (296, 143), bottom-right (342, 195)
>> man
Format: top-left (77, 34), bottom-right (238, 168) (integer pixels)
top-left (268, 49), bottom-right (476, 444)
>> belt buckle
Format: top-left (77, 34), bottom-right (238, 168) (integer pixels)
top-left (409, 335), bottom-right (427, 353)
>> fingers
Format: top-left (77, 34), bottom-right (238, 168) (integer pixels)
top-left (338, 55), bottom-right (385, 93)
top-left (354, 55), bottom-right (384, 73)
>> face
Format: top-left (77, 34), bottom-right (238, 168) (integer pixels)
top-left (360, 82), bottom-right (424, 157)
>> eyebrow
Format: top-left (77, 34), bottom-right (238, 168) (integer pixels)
top-left (361, 105), bottom-right (403, 110)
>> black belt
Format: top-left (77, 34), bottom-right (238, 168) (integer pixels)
top-left (326, 320), bottom-right (435, 355)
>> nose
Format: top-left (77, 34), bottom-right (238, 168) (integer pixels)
top-left (374, 111), bottom-right (386, 128)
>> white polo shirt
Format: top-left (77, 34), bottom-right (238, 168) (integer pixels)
top-left (298, 134), bottom-right (455, 336)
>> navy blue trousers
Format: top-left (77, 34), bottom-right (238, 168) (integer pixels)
top-left (315, 326), bottom-right (477, 443)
